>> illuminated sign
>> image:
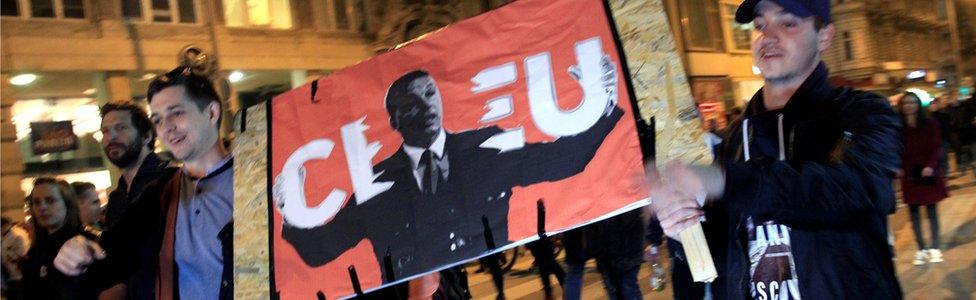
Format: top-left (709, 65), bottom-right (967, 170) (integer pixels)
top-left (29, 121), bottom-right (79, 154)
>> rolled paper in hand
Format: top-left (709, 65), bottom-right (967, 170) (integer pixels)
top-left (679, 222), bottom-right (717, 282)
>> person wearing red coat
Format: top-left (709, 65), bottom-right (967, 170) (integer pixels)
top-left (898, 92), bottom-right (949, 266)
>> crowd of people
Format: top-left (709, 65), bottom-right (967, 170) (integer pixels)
top-left (1, 0), bottom-right (975, 299)
top-left (2, 66), bottom-right (233, 300)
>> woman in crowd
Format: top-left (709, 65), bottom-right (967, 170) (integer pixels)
top-left (20, 177), bottom-right (98, 299)
top-left (70, 181), bottom-right (103, 231)
top-left (898, 92), bottom-right (949, 266)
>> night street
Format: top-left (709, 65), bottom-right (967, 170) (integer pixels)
top-left (468, 173), bottom-right (976, 299)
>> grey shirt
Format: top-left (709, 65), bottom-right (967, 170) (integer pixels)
top-left (174, 156), bottom-right (233, 300)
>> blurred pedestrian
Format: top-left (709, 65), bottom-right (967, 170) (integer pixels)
top-left (70, 182), bottom-right (102, 231)
top-left (563, 209), bottom-right (644, 300)
top-left (930, 97), bottom-right (952, 177)
top-left (21, 178), bottom-right (98, 299)
top-left (897, 92), bottom-right (949, 265)
top-left (524, 238), bottom-right (565, 299)
top-left (2, 217), bottom-right (32, 300)
top-left (944, 91), bottom-right (976, 175)
top-left (961, 94), bottom-right (976, 175)
top-left (704, 119), bottom-right (724, 157)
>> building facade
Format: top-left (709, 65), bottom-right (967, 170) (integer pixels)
top-left (660, 0), bottom-right (971, 127)
top-left (822, 0), bottom-right (959, 95)
top-left (662, 0), bottom-right (764, 129)
top-left (0, 0), bottom-right (512, 219)
top-left (3, 0), bottom-right (968, 220)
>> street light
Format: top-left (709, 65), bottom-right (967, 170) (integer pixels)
top-left (229, 71), bottom-right (244, 83)
top-left (9, 74), bottom-right (37, 86)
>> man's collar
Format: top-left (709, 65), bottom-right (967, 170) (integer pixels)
top-left (748, 62), bottom-right (833, 116)
top-left (140, 152), bottom-right (167, 172)
top-left (119, 151), bottom-right (161, 190)
top-left (402, 130), bottom-right (447, 169)
top-left (185, 155), bottom-right (234, 180)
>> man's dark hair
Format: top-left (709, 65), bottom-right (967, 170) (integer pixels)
top-left (147, 66), bottom-right (222, 118)
top-left (1, 216), bottom-right (10, 227)
top-left (385, 70), bottom-right (431, 117)
top-left (100, 101), bottom-right (155, 148)
top-left (70, 181), bottom-right (96, 198)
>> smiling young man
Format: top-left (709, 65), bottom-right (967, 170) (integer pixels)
top-left (53, 67), bottom-right (234, 300)
top-left (649, 0), bottom-right (902, 299)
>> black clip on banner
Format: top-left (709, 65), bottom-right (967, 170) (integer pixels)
top-left (383, 248), bottom-right (396, 282)
top-left (481, 216), bottom-right (496, 249)
top-left (481, 215), bottom-right (506, 299)
top-left (532, 199), bottom-right (564, 293)
top-left (348, 265), bottom-right (364, 296)
top-left (536, 200), bottom-right (546, 237)
top-left (239, 105), bottom-right (247, 133)
top-left (310, 80), bottom-right (320, 103)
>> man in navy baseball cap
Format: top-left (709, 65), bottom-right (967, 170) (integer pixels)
top-left (735, 0), bottom-right (831, 24)
top-left (650, 0), bottom-right (904, 299)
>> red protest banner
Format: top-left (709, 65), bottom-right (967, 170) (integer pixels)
top-left (269, 0), bottom-right (647, 298)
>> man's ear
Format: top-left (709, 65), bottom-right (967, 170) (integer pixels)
top-left (207, 101), bottom-right (221, 125)
top-left (818, 24), bottom-right (836, 53)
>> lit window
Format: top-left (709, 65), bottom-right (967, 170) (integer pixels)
top-left (843, 32), bottom-right (853, 61)
top-left (62, 0), bottom-right (82, 18)
top-left (223, 0), bottom-right (293, 29)
top-left (723, 4), bottom-right (752, 51)
top-left (679, 0), bottom-right (725, 52)
top-left (1, 0), bottom-right (19, 16)
top-left (30, 0), bottom-right (54, 18)
top-left (333, 0), bottom-right (349, 30)
top-left (318, 0), bottom-right (364, 31)
top-left (5, 0), bottom-right (87, 19)
top-left (121, 0), bottom-right (197, 24)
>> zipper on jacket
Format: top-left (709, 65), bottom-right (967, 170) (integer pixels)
top-left (740, 118), bottom-right (753, 163)
top-left (788, 126), bottom-right (796, 160)
top-left (777, 114), bottom-right (786, 161)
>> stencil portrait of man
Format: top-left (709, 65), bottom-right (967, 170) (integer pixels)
top-left (281, 58), bottom-right (624, 281)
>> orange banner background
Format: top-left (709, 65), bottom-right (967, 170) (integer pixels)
top-left (270, 0), bottom-right (647, 298)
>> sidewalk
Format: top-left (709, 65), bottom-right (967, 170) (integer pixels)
top-left (468, 173), bottom-right (976, 299)
top-left (892, 173), bottom-right (976, 300)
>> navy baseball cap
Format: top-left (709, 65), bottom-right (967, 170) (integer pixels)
top-left (735, 0), bottom-right (831, 24)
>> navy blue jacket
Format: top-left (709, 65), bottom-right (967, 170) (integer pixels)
top-left (717, 63), bottom-right (902, 299)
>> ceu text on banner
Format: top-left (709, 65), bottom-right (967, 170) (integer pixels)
top-left (269, 0), bottom-right (647, 298)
